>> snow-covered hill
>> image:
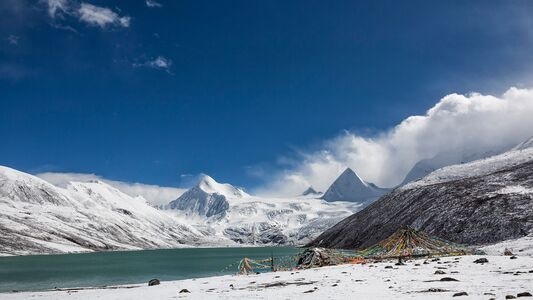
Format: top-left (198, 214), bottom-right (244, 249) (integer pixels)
top-left (167, 175), bottom-right (361, 246)
top-left (400, 148), bottom-right (505, 185)
top-left (0, 166), bottom-right (217, 256)
top-left (321, 168), bottom-right (388, 204)
top-left (309, 140), bottom-right (533, 249)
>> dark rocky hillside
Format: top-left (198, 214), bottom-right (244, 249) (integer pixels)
top-left (308, 160), bottom-right (533, 249)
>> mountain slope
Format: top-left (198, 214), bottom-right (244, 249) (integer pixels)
top-left (167, 175), bottom-right (361, 245)
top-left (0, 166), bottom-right (211, 256)
top-left (309, 146), bottom-right (533, 249)
top-left (400, 148), bottom-right (504, 186)
top-left (321, 168), bottom-right (388, 203)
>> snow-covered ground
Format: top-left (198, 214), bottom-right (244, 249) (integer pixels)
top-left (481, 236), bottom-right (533, 256)
top-left (4, 255), bottom-right (533, 299)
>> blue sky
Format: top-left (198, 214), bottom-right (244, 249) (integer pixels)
top-left (2, 0), bottom-right (533, 191)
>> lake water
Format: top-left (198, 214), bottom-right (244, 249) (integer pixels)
top-left (0, 247), bottom-right (301, 293)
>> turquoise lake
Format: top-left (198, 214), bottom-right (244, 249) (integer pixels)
top-left (0, 247), bottom-right (301, 293)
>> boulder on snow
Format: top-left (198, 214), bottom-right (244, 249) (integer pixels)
top-left (473, 258), bottom-right (489, 264)
top-left (148, 279), bottom-right (160, 286)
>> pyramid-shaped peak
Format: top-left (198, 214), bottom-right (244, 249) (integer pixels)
top-left (336, 168), bottom-right (367, 186)
top-left (301, 186), bottom-right (321, 196)
top-left (321, 167), bottom-right (387, 203)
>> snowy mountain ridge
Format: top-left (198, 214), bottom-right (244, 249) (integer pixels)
top-left (402, 144), bottom-right (533, 190)
top-left (0, 166), bottom-right (223, 256)
top-left (167, 175), bottom-right (362, 245)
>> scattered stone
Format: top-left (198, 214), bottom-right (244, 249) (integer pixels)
top-left (148, 279), bottom-right (160, 286)
top-left (474, 258), bottom-right (489, 264)
top-left (179, 289), bottom-right (190, 293)
top-left (440, 277), bottom-right (459, 282)
top-left (229, 284), bottom-right (234, 289)
top-left (504, 248), bottom-right (514, 256)
top-left (424, 288), bottom-right (448, 292)
top-left (517, 292), bottom-right (532, 297)
top-left (303, 289), bottom-right (315, 293)
top-left (451, 271), bottom-right (459, 274)
top-left (332, 283), bottom-right (338, 287)
top-left (507, 296), bottom-right (517, 299)
top-left (453, 292), bottom-right (468, 297)
top-left (510, 256), bottom-right (518, 260)
top-left (484, 293), bottom-right (496, 296)
top-left (385, 266), bottom-right (393, 269)
top-left (395, 262), bottom-right (405, 266)
top-left (415, 263), bottom-right (421, 266)
top-left (434, 270), bottom-right (446, 275)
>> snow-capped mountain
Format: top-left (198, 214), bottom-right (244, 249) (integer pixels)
top-left (167, 175), bottom-right (247, 218)
top-left (301, 187), bottom-right (321, 196)
top-left (309, 139), bottom-right (533, 249)
top-left (400, 148), bottom-right (505, 186)
top-left (321, 168), bottom-right (388, 204)
top-left (0, 166), bottom-right (215, 256)
top-left (166, 175), bottom-right (361, 245)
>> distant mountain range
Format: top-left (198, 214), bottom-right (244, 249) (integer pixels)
top-left (4, 136), bottom-right (532, 255)
top-left (165, 174), bottom-right (361, 246)
top-left (309, 137), bottom-right (533, 249)
top-left (0, 167), bottom-right (373, 255)
top-left (0, 167), bottom-right (214, 256)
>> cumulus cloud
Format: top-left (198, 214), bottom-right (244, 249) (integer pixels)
top-left (146, 0), bottom-right (162, 8)
top-left (256, 87), bottom-right (533, 197)
top-left (134, 56), bottom-right (173, 73)
top-left (78, 3), bottom-right (130, 28)
top-left (37, 172), bottom-right (186, 206)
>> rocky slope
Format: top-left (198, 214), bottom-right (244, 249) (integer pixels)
top-left (0, 166), bottom-right (213, 256)
top-left (309, 146), bottom-right (533, 249)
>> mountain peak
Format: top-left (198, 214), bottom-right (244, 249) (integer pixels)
top-left (194, 174), bottom-right (247, 198)
top-left (321, 167), bottom-right (386, 203)
top-left (338, 168), bottom-right (368, 186)
top-left (301, 186), bottom-right (321, 196)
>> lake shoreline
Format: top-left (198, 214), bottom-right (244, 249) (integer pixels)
top-left (3, 255), bottom-right (533, 299)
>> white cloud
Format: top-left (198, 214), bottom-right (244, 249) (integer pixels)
top-left (146, 0), bottom-right (162, 8)
top-left (42, 0), bottom-right (69, 18)
top-left (78, 3), bottom-right (130, 28)
top-left (256, 87), bottom-right (533, 197)
top-left (36, 172), bottom-right (186, 206)
top-left (134, 56), bottom-right (173, 73)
